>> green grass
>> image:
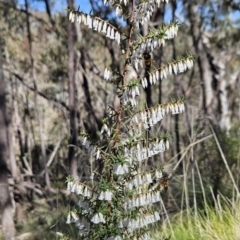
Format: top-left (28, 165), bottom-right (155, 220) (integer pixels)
top-left (152, 200), bottom-right (240, 240)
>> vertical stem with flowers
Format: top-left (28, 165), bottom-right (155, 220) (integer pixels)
top-left (66, 0), bottom-right (194, 239)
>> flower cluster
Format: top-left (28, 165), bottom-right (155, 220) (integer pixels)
top-left (103, 0), bottom-right (129, 19)
top-left (119, 211), bottom-right (160, 231)
top-left (67, 181), bottom-right (92, 198)
top-left (98, 190), bottom-right (113, 201)
top-left (154, 169), bottom-right (163, 179)
top-left (124, 169), bottom-right (163, 190)
top-left (113, 163), bottom-right (129, 175)
top-left (141, 56), bottom-right (194, 88)
top-left (121, 83), bottom-right (140, 107)
top-left (91, 212), bottom-right (106, 224)
top-left (132, 57), bottom-right (144, 71)
top-left (81, 135), bottom-right (91, 149)
top-left (69, 9), bottom-right (120, 44)
top-left (115, 4), bottom-right (123, 18)
top-left (131, 23), bottom-right (179, 64)
top-left (130, 99), bottom-right (185, 129)
top-left (125, 173), bottom-right (153, 190)
top-left (66, 211), bottom-right (79, 224)
top-left (80, 131), bottom-right (104, 160)
top-left (124, 190), bottom-right (161, 209)
top-left (101, 123), bottom-right (111, 137)
top-left (66, 213), bottom-right (90, 237)
top-left (123, 138), bottom-right (168, 162)
top-left (103, 67), bottom-right (122, 84)
top-left (135, 0), bottom-right (169, 27)
top-left (103, 0), bottom-right (129, 6)
top-left (104, 67), bottom-right (113, 81)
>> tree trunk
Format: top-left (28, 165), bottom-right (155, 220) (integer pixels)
top-left (0, 33), bottom-right (15, 240)
top-left (67, 0), bottom-right (78, 180)
top-left (25, 0), bottom-right (51, 190)
top-left (172, 1), bottom-right (181, 163)
top-left (187, 3), bottom-right (215, 119)
top-left (207, 51), bottom-right (231, 130)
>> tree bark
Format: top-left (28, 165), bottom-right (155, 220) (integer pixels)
top-left (0, 32), bottom-right (15, 240)
top-left (24, 0), bottom-right (51, 191)
top-left (67, 0), bottom-right (78, 180)
top-left (187, 3), bottom-right (215, 118)
top-left (207, 51), bottom-right (231, 130)
top-left (171, 1), bottom-right (181, 163)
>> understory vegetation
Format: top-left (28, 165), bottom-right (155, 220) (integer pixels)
top-left (153, 200), bottom-right (240, 240)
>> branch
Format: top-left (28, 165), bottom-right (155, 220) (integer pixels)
top-left (40, 138), bottom-right (63, 176)
top-left (4, 68), bottom-right (70, 111)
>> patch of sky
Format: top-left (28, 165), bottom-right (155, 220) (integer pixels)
top-left (17, 0), bottom-right (91, 14)
top-left (17, 0), bottom-right (238, 28)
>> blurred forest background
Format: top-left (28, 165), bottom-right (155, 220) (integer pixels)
top-left (0, 0), bottom-right (240, 239)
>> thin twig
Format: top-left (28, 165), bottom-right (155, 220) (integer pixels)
top-left (169, 134), bottom-right (213, 178)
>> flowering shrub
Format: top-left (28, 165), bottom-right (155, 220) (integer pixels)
top-left (66, 0), bottom-right (193, 239)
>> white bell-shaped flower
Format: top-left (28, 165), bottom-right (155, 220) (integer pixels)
top-left (91, 212), bottom-right (106, 224)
